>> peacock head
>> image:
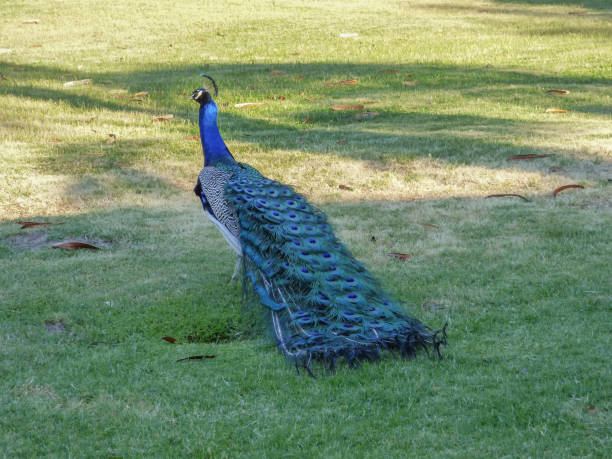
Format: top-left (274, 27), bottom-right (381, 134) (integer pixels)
top-left (191, 74), bottom-right (218, 106)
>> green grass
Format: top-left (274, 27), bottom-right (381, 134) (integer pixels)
top-left (1, 0), bottom-right (611, 456)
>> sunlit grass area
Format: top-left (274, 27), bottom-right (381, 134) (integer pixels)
top-left (1, 0), bottom-right (611, 456)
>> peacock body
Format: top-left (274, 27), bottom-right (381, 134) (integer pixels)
top-left (191, 78), bottom-right (445, 372)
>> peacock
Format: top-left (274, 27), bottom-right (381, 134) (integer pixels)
top-left (192, 75), bottom-right (445, 373)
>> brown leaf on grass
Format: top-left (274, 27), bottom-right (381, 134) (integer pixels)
top-left (420, 223), bottom-right (440, 229)
top-left (323, 79), bottom-right (358, 87)
top-left (52, 241), bottom-right (100, 250)
top-left (134, 91), bottom-right (149, 97)
top-left (162, 336), bottom-right (176, 343)
top-left (507, 154), bottom-right (551, 160)
top-left (266, 95), bottom-right (286, 100)
top-left (270, 70), bottom-right (286, 76)
top-left (153, 114), bottom-right (174, 122)
top-left (18, 221), bottom-right (63, 229)
top-left (363, 100), bottom-right (377, 105)
top-left (355, 111), bottom-right (379, 119)
top-left (304, 97), bottom-right (318, 102)
top-left (63, 79), bottom-right (92, 88)
top-left (234, 102), bottom-right (267, 108)
top-left (586, 407), bottom-right (599, 413)
top-left (23, 19), bottom-right (40, 24)
top-left (404, 74), bottom-right (413, 78)
top-left (546, 108), bottom-right (569, 114)
top-left (129, 97), bottom-right (143, 102)
top-left (1, 74), bottom-right (7, 80)
top-left (30, 44), bottom-right (43, 48)
top-left (388, 252), bottom-right (410, 261)
top-left (553, 184), bottom-right (584, 197)
top-left (15, 67), bottom-right (25, 71)
top-left (106, 133), bottom-right (116, 144)
top-left (332, 104), bottom-right (364, 111)
top-left (403, 80), bottom-right (419, 86)
top-left (380, 69), bottom-right (399, 73)
top-left (486, 193), bottom-right (530, 202)
top-left (339, 184), bottom-right (354, 191)
top-left (186, 135), bottom-right (200, 140)
top-left (546, 89), bottom-right (569, 95)
top-left (46, 138), bottom-right (63, 143)
top-left (302, 116), bottom-right (311, 124)
top-left (176, 355), bottom-right (216, 362)
top-left (478, 9), bottom-right (490, 13)
top-left (294, 75), bottom-right (305, 80)
top-left (568, 11), bottom-right (588, 15)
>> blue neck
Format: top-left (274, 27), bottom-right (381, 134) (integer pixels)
top-left (198, 101), bottom-right (235, 167)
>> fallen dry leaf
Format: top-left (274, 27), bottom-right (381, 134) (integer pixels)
top-left (153, 114), bottom-right (174, 122)
top-left (302, 116), bottom-right (311, 124)
top-left (546, 108), bottom-right (569, 114)
top-left (388, 252), bottom-right (410, 261)
top-left (486, 193), bottom-right (530, 202)
top-left (186, 135), bottom-right (200, 140)
top-left (339, 184), bottom-right (354, 191)
top-left (546, 89), bottom-right (570, 95)
top-left (507, 154), bottom-right (551, 160)
top-left (363, 101), bottom-right (377, 105)
top-left (23, 19), bottom-right (40, 24)
top-left (46, 138), bottom-right (63, 143)
top-left (234, 102), bottom-right (267, 108)
top-left (355, 111), bottom-right (379, 119)
top-left (586, 407), bottom-right (599, 413)
top-left (134, 91), bottom-right (149, 97)
top-left (404, 74), bottom-right (413, 78)
top-left (1, 75), bottom-right (7, 80)
top-left (553, 184), bottom-right (584, 197)
top-left (106, 133), bottom-right (116, 144)
top-left (129, 97), bottom-right (143, 102)
top-left (18, 221), bottom-right (63, 229)
top-left (270, 70), bottom-right (286, 76)
top-left (162, 336), bottom-right (176, 343)
top-left (323, 79), bottom-right (358, 87)
top-left (266, 95), bottom-right (286, 100)
top-left (52, 241), bottom-right (100, 250)
top-left (304, 97), bottom-right (318, 102)
top-left (63, 79), bottom-right (92, 88)
top-left (15, 67), bottom-right (25, 71)
top-left (176, 355), bottom-right (216, 362)
top-left (403, 80), bottom-right (419, 86)
top-left (568, 11), bottom-right (588, 15)
top-left (332, 104), bottom-right (364, 111)
top-left (294, 75), bottom-right (305, 80)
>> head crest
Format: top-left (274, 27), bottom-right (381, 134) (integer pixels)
top-left (199, 73), bottom-right (218, 97)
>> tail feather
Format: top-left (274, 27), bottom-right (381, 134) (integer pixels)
top-left (225, 169), bottom-right (445, 370)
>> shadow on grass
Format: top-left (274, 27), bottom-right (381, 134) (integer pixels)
top-left (493, 0), bottom-right (611, 11)
top-left (2, 60), bottom-right (610, 196)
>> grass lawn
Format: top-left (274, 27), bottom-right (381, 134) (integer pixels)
top-left (1, 0), bottom-right (611, 456)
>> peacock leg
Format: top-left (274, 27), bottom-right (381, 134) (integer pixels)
top-left (230, 256), bottom-right (242, 283)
